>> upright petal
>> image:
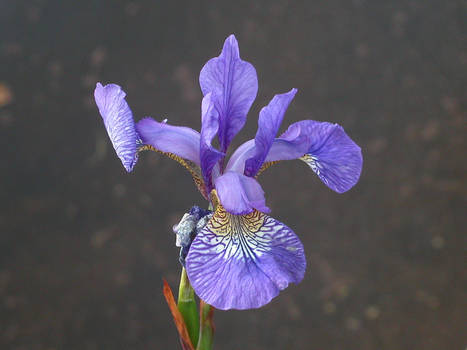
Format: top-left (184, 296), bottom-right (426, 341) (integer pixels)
top-left (199, 34), bottom-right (258, 152)
top-left (136, 118), bottom-right (201, 165)
top-left (244, 89), bottom-right (297, 177)
top-left (186, 204), bottom-right (306, 310)
top-left (200, 93), bottom-right (224, 191)
top-left (214, 171), bottom-right (270, 215)
top-left (94, 83), bottom-right (138, 172)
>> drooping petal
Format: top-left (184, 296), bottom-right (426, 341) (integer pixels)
top-left (268, 120), bottom-right (362, 192)
top-left (199, 34), bottom-right (258, 152)
top-left (244, 89), bottom-right (297, 177)
top-left (186, 204), bottom-right (306, 310)
top-left (136, 118), bottom-right (201, 165)
top-left (227, 120), bottom-right (362, 193)
top-left (296, 121), bottom-right (362, 193)
top-left (200, 93), bottom-right (224, 191)
top-left (214, 171), bottom-right (270, 215)
top-left (136, 118), bottom-right (209, 198)
top-left (94, 82), bottom-right (138, 172)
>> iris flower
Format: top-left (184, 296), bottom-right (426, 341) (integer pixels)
top-left (94, 35), bottom-right (362, 310)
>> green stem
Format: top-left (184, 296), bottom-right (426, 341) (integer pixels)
top-left (177, 268), bottom-right (199, 347)
top-left (196, 301), bottom-right (214, 350)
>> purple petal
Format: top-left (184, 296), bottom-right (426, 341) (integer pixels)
top-left (225, 125), bottom-right (308, 174)
top-left (199, 34), bottom-right (258, 152)
top-left (94, 83), bottom-right (138, 172)
top-left (136, 118), bottom-right (201, 165)
top-left (225, 113), bottom-right (307, 174)
top-left (225, 139), bottom-right (256, 174)
top-left (296, 121), bottom-right (362, 193)
top-left (200, 93), bottom-right (224, 191)
top-left (186, 206), bottom-right (306, 310)
top-left (244, 89), bottom-right (297, 177)
top-left (214, 171), bottom-right (270, 215)
top-left (263, 121), bottom-right (315, 162)
top-left (227, 120), bottom-right (362, 193)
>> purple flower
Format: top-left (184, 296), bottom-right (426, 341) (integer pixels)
top-left (94, 35), bottom-right (363, 310)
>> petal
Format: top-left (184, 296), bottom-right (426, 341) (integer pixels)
top-left (298, 121), bottom-right (362, 193)
top-left (186, 204), bottom-right (306, 310)
top-left (199, 34), bottom-right (258, 152)
top-left (225, 129), bottom-right (307, 174)
top-left (214, 171), bottom-right (270, 215)
top-left (225, 110), bottom-right (306, 174)
top-left (261, 121), bottom-right (315, 162)
top-left (136, 118), bottom-right (201, 165)
top-left (200, 93), bottom-right (224, 191)
top-left (224, 139), bottom-right (255, 173)
top-left (269, 120), bottom-right (362, 192)
top-left (227, 120), bottom-right (363, 193)
top-left (225, 139), bottom-right (307, 175)
top-left (137, 119), bottom-right (209, 199)
top-left (94, 83), bottom-right (138, 172)
top-left (244, 89), bottom-right (297, 177)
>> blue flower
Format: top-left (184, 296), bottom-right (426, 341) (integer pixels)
top-left (94, 35), bottom-right (363, 310)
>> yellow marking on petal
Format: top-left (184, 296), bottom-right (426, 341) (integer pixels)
top-left (300, 153), bottom-right (323, 177)
top-left (208, 203), bottom-right (265, 237)
top-left (300, 154), bottom-right (313, 163)
top-left (209, 189), bottom-right (220, 210)
top-left (138, 144), bottom-right (208, 199)
top-left (256, 154), bottom-right (316, 178)
top-left (255, 161), bottom-right (280, 178)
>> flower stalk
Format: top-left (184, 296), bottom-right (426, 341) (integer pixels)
top-left (196, 300), bottom-right (214, 350)
top-left (176, 268), bottom-right (214, 350)
top-left (177, 268), bottom-right (199, 347)
top-left (162, 280), bottom-right (195, 350)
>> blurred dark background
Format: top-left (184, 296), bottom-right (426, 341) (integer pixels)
top-left (1, 1), bottom-right (465, 349)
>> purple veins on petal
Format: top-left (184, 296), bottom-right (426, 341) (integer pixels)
top-left (227, 119), bottom-right (362, 193)
top-left (185, 205), bottom-right (306, 310)
top-left (94, 82), bottom-right (138, 172)
top-left (136, 117), bottom-right (201, 165)
top-left (199, 34), bottom-right (258, 153)
top-left (266, 120), bottom-right (362, 192)
top-left (214, 171), bottom-right (270, 215)
top-left (273, 120), bottom-right (362, 193)
top-left (244, 89), bottom-right (297, 177)
top-left (200, 93), bottom-right (224, 191)
top-left (298, 121), bottom-right (362, 193)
